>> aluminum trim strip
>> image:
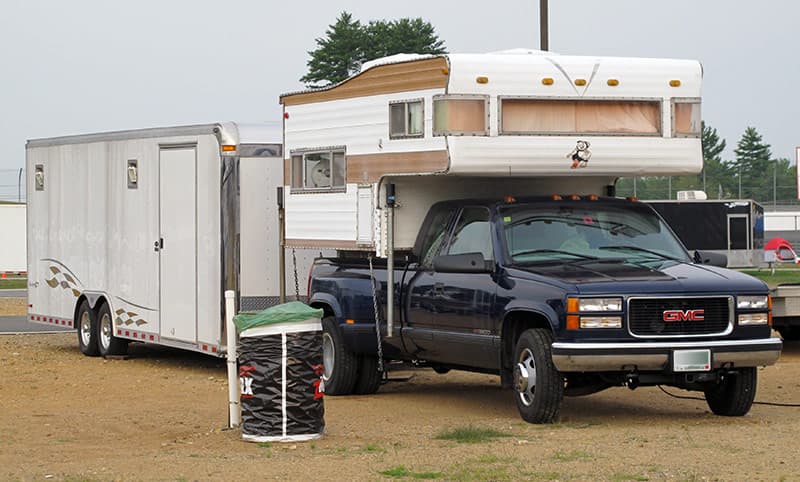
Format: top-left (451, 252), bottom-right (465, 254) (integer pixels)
top-left (552, 337), bottom-right (782, 351)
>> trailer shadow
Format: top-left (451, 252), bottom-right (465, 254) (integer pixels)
top-left (123, 341), bottom-right (227, 371)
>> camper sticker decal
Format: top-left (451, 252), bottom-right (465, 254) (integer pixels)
top-left (568, 140), bottom-right (592, 169)
top-left (114, 308), bottom-right (149, 327)
top-left (43, 262), bottom-right (81, 298)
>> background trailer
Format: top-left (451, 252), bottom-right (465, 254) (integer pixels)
top-left (646, 199), bottom-right (764, 268)
top-left (26, 123), bottom-right (314, 356)
top-left (0, 204), bottom-right (26, 273)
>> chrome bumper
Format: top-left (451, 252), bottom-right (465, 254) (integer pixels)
top-left (551, 337), bottom-right (783, 372)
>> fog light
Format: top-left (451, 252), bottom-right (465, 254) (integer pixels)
top-left (580, 316), bottom-right (622, 329)
top-left (738, 313), bottom-right (769, 325)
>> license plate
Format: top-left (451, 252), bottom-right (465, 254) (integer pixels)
top-left (673, 349), bottom-right (711, 372)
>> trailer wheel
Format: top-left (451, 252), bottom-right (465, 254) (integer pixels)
top-left (321, 317), bottom-right (358, 395)
top-left (353, 355), bottom-right (382, 395)
top-left (76, 299), bottom-right (99, 357)
top-left (703, 367), bottom-right (757, 416)
top-left (96, 302), bottom-right (128, 357)
top-left (512, 328), bottom-right (564, 424)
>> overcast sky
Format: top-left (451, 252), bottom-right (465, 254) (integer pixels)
top-left (1, 0), bottom-right (797, 198)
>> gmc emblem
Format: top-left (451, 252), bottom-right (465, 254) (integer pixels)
top-left (663, 309), bottom-right (705, 322)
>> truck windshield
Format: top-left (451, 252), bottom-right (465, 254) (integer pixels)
top-left (499, 201), bottom-right (691, 264)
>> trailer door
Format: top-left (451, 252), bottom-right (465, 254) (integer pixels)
top-left (727, 214), bottom-right (749, 250)
top-left (159, 146), bottom-right (197, 343)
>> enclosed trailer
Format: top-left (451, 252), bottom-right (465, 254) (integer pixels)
top-left (0, 204), bottom-right (26, 273)
top-left (647, 199), bottom-right (764, 267)
top-left (280, 49), bottom-right (703, 256)
top-left (26, 123), bottom-right (311, 356)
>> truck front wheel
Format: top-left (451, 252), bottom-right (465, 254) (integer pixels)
top-left (512, 328), bottom-right (564, 424)
top-left (321, 317), bottom-right (358, 395)
top-left (703, 367), bottom-right (757, 416)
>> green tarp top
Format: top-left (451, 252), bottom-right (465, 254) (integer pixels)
top-left (233, 301), bottom-right (324, 333)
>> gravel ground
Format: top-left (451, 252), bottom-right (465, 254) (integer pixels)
top-left (1, 331), bottom-right (799, 481)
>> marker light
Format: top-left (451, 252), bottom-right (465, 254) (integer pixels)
top-left (587, 194), bottom-right (599, 201)
top-left (542, 77), bottom-right (554, 85)
top-left (626, 196), bottom-right (638, 202)
top-left (669, 79), bottom-right (682, 87)
top-left (221, 145), bottom-right (236, 152)
top-left (569, 194), bottom-right (581, 201)
top-left (441, 68), bottom-right (449, 75)
top-left (551, 194), bottom-right (563, 201)
top-left (574, 79), bottom-right (587, 86)
top-left (503, 196), bottom-right (517, 203)
top-left (607, 79), bottom-right (619, 86)
top-left (476, 76), bottom-right (489, 84)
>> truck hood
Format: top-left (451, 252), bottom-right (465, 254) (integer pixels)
top-left (509, 260), bottom-right (767, 295)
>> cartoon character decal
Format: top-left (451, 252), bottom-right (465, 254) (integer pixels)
top-left (567, 140), bottom-right (591, 169)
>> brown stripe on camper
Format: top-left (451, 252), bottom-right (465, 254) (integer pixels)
top-left (346, 150), bottom-right (450, 183)
top-left (280, 57), bottom-right (449, 106)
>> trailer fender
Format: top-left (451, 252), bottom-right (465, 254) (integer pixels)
top-left (81, 291), bottom-right (108, 310)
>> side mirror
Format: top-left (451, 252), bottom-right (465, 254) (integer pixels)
top-left (694, 250), bottom-right (727, 268)
top-left (433, 253), bottom-right (492, 273)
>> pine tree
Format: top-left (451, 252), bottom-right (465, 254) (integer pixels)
top-left (301, 12), bottom-right (446, 88)
top-left (734, 127), bottom-right (772, 200)
top-left (701, 122), bottom-right (732, 199)
top-left (300, 12), bottom-right (366, 88)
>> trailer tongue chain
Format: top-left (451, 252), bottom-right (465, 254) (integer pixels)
top-left (368, 255), bottom-right (385, 374)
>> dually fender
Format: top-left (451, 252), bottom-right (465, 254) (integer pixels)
top-left (308, 292), bottom-right (343, 321)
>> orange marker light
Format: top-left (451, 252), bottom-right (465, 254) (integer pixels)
top-left (542, 77), bottom-right (554, 85)
top-left (503, 196), bottom-right (517, 203)
top-left (569, 194), bottom-right (581, 201)
top-left (574, 79), bottom-right (587, 86)
top-left (476, 76), bottom-right (489, 84)
top-left (607, 79), bottom-right (619, 86)
top-left (768, 295), bottom-right (773, 326)
top-left (221, 145), bottom-right (236, 152)
top-left (346, 319), bottom-right (355, 325)
top-left (626, 196), bottom-right (638, 202)
top-left (587, 194), bottom-right (599, 201)
top-left (551, 194), bottom-right (563, 201)
top-left (669, 79), bottom-right (681, 87)
top-left (566, 298), bottom-right (580, 330)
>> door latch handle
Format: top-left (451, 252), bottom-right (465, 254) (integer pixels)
top-left (434, 282), bottom-right (444, 295)
top-left (154, 238), bottom-right (164, 252)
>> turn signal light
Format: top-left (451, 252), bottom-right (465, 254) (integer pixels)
top-left (221, 145), bottom-right (236, 152)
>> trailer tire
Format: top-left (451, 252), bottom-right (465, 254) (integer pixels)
top-left (353, 355), bottom-right (382, 395)
top-left (703, 367), bottom-right (757, 417)
top-left (512, 328), bottom-right (564, 424)
top-left (76, 299), bottom-right (99, 357)
top-left (321, 317), bottom-right (358, 395)
top-left (96, 302), bottom-right (128, 357)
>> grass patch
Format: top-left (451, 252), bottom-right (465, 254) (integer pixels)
top-left (381, 466), bottom-right (442, 479)
top-left (257, 442), bottom-right (272, 448)
top-left (740, 269), bottom-right (800, 288)
top-left (552, 449), bottom-right (593, 462)
top-left (363, 443), bottom-right (386, 453)
top-left (612, 474), bottom-right (649, 482)
top-left (0, 279), bottom-right (26, 289)
top-left (434, 426), bottom-right (511, 444)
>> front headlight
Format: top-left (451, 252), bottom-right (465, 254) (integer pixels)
top-left (578, 298), bottom-right (623, 312)
top-left (737, 295), bottom-right (769, 310)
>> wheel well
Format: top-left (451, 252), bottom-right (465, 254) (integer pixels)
top-left (501, 311), bottom-right (552, 371)
top-left (72, 295), bottom-right (109, 330)
top-left (310, 302), bottom-right (335, 319)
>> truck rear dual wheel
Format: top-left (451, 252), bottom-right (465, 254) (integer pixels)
top-left (321, 317), bottom-right (359, 395)
top-left (353, 355), bottom-right (382, 395)
top-left (703, 367), bottom-right (757, 417)
top-left (96, 302), bottom-right (128, 357)
top-left (512, 328), bottom-right (564, 424)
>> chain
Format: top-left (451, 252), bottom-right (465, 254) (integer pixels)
top-left (292, 248), bottom-right (300, 302)
top-left (368, 255), bottom-right (385, 373)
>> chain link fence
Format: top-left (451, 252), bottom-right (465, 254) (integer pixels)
top-left (0, 168), bottom-right (26, 203)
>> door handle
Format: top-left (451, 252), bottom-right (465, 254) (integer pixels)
top-left (434, 282), bottom-right (444, 295)
top-left (154, 238), bottom-right (164, 252)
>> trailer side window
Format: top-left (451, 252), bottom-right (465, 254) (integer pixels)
top-left (34, 164), bottom-right (44, 191)
top-left (389, 99), bottom-right (424, 139)
top-left (290, 148), bottom-right (346, 192)
top-left (672, 98), bottom-right (701, 138)
top-left (499, 98), bottom-right (661, 136)
top-left (433, 95), bottom-right (489, 136)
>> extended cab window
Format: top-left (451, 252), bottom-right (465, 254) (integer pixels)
top-left (445, 207), bottom-right (494, 260)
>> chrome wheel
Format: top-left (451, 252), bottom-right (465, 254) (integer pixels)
top-left (322, 332), bottom-right (334, 381)
top-left (515, 347), bottom-right (537, 407)
top-left (80, 310), bottom-right (93, 347)
top-left (99, 312), bottom-right (112, 351)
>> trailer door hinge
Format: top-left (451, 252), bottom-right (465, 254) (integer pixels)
top-left (154, 238), bottom-right (164, 252)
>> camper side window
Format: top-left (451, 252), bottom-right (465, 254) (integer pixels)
top-left (433, 95), bottom-right (489, 136)
top-left (672, 98), bottom-right (701, 138)
top-left (290, 148), bottom-right (346, 191)
top-left (389, 99), bottom-right (424, 139)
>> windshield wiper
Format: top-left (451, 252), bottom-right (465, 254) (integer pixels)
top-left (511, 249), bottom-right (599, 263)
top-left (599, 245), bottom-right (681, 261)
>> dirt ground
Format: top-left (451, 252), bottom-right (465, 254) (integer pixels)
top-left (2, 307), bottom-right (800, 480)
top-left (0, 297), bottom-right (26, 316)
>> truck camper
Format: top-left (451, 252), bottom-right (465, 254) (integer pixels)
top-left (26, 122), bottom-right (316, 356)
top-left (281, 50), bottom-right (781, 423)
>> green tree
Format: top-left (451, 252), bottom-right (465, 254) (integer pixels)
top-left (301, 12), bottom-right (446, 88)
top-left (300, 12), bottom-right (366, 88)
top-left (734, 126), bottom-right (772, 200)
top-left (701, 121), bottom-right (732, 199)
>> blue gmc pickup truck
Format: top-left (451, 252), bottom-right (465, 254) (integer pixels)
top-left (309, 195), bottom-right (782, 423)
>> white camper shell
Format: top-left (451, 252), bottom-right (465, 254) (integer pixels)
top-left (26, 123), bottom-right (299, 355)
top-left (280, 50), bottom-right (703, 254)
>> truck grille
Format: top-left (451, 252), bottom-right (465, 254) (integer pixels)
top-left (628, 297), bottom-right (731, 337)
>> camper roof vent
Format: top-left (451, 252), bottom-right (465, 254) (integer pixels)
top-left (677, 190), bottom-right (708, 201)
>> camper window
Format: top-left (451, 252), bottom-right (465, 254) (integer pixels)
top-left (433, 95), bottom-right (489, 136)
top-left (672, 98), bottom-right (701, 138)
top-left (290, 148), bottom-right (346, 192)
top-left (499, 98), bottom-right (661, 136)
top-left (389, 99), bottom-right (424, 139)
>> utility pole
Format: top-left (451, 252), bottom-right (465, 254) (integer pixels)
top-left (774, 162), bottom-right (777, 207)
top-left (17, 168), bottom-right (22, 203)
top-left (540, 0), bottom-right (549, 51)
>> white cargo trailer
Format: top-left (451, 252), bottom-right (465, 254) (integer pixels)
top-left (26, 122), bottom-right (309, 356)
top-left (0, 203), bottom-right (26, 273)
